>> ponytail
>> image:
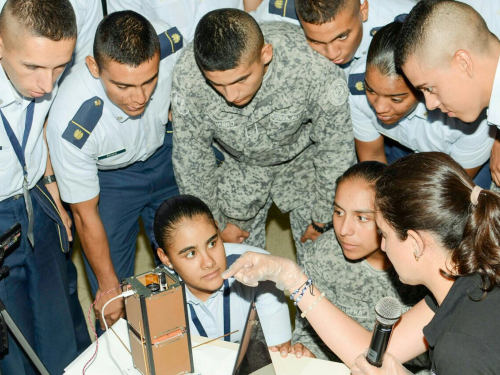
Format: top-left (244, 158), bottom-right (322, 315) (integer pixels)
top-left (375, 152), bottom-right (500, 292)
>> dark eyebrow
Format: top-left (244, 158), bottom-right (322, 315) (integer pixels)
top-left (365, 79), bottom-right (409, 97)
top-left (109, 72), bottom-right (159, 87)
top-left (206, 233), bottom-right (218, 245)
top-left (355, 209), bottom-right (375, 214)
top-left (178, 232), bottom-right (218, 255)
top-left (178, 245), bottom-right (195, 255)
top-left (208, 73), bottom-right (251, 86)
top-left (334, 202), bottom-right (374, 214)
top-left (414, 83), bottom-right (427, 91)
top-left (306, 29), bottom-right (352, 45)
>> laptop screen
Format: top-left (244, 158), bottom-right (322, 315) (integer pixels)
top-left (232, 303), bottom-right (276, 375)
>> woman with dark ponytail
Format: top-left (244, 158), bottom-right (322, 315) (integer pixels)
top-left (222, 152), bottom-right (500, 374)
top-left (153, 195), bottom-right (294, 354)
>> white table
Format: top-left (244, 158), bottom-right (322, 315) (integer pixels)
top-left (64, 319), bottom-right (349, 375)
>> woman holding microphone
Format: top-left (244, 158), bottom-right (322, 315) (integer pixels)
top-left (223, 152), bottom-right (500, 375)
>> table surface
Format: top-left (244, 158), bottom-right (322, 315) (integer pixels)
top-left (64, 319), bottom-right (350, 375)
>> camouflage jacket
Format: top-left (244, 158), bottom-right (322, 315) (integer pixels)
top-left (293, 230), bottom-right (431, 372)
top-left (171, 22), bottom-right (355, 229)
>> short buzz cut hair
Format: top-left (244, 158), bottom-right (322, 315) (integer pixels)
top-left (0, 0), bottom-right (77, 41)
top-left (194, 8), bottom-right (264, 72)
top-left (295, 0), bottom-right (355, 25)
top-left (395, 0), bottom-right (494, 69)
top-left (94, 11), bottom-right (160, 69)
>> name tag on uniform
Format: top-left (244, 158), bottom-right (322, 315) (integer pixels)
top-left (270, 112), bottom-right (302, 122)
top-left (337, 303), bottom-right (369, 320)
top-left (214, 120), bottom-right (238, 129)
top-left (97, 148), bottom-right (126, 160)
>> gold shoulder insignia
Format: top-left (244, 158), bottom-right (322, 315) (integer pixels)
top-left (74, 129), bottom-right (84, 140)
top-left (274, 0), bottom-right (284, 9)
top-left (172, 33), bottom-right (181, 43)
top-left (94, 99), bottom-right (101, 106)
top-left (355, 81), bottom-right (364, 91)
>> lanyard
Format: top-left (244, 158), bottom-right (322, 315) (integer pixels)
top-left (188, 279), bottom-right (231, 342)
top-left (0, 100), bottom-right (36, 247)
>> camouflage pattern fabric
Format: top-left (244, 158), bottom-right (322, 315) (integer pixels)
top-left (171, 22), bottom-right (356, 255)
top-left (292, 230), bottom-right (431, 373)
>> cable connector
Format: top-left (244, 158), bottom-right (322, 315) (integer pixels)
top-left (120, 290), bottom-right (135, 298)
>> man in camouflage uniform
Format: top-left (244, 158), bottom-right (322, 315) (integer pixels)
top-left (293, 230), bottom-right (431, 373)
top-left (171, 9), bottom-right (355, 267)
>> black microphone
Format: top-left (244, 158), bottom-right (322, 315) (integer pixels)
top-left (366, 296), bottom-right (402, 367)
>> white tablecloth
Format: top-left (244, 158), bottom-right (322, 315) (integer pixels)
top-left (64, 319), bottom-right (349, 375)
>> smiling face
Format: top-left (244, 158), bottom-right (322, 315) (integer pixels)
top-left (402, 54), bottom-right (485, 123)
top-left (157, 215), bottom-right (227, 301)
top-left (86, 54), bottom-right (160, 117)
top-left (0, 32), bottom-right (75, 98)
top-left (203, 44), bottom-right (272, 107)
top-left (300, 0), bottom-right (367, 65)
top-left (333, 178), bottom-right (383, 265)
top-left (365, 66), bottom-right (419, 125)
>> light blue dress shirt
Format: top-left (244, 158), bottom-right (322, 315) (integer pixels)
top-left (185, 243), bottom-right (292, 347)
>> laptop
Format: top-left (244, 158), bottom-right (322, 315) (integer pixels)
top-left (232, 303), bottom-right (277, 375)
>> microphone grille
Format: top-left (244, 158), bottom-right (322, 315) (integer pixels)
top-left (375, 296), bottom-right (402, 326)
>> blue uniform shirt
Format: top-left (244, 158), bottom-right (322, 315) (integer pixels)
top-left (185, 243), bottom-right (292, 347)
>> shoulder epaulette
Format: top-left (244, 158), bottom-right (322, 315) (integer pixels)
top-left (159, 27), bottom-right (184, 60)
top-left (371, 14), bottom-right (408, 37)
top-left (62, 96), bottom-right (103, 149)
top-left (348, 73), bottom-right (366, 95)
top-left (394, 14), bottom-right (408, 23)
top-left (269, 0), bottom-right (298, 20)
top-left (370, 27), bottom-right (381, 37)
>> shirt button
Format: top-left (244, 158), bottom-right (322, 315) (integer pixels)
top-left (117, 116), bottom-right (123, 121)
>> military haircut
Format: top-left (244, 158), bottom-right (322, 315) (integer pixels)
top-left (395, 0), bottom-right (493, 69)
top-left (295, 0), bottom-right (354, 25)
top-left (367, 22), bottom-right (403, 77)
top-left (0, 0), bottom-right (77, 41)
top-left (94, 11), bottom-right (160, 69)
top-left (194, 8), bottom-right (264, 72)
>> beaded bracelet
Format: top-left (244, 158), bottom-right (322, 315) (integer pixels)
top-left (301, 292), bottom-right (326, 318)
top-left (290, 278), bottom-right (314, 306)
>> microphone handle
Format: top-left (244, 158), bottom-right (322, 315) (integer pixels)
top-left (366, 321), bottom-right (394, 367)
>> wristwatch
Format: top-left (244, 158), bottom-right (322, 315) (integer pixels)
top-left (311, 221), bottom-right (333, 234)
top-left (42, 174), bottom-right (57, 185)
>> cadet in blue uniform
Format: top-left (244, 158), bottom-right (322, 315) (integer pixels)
top-left (252, 0), bottom-right (416, 75)
top-left (153, 195), bottom-right (292, 349)
top-left (46, 11), bottom-right (182, 332)
top-left (395, 1), bottom-right (500, 187)
top-left (350, 22), bottom-right (495, 189)
top-left (0, 1), bottom-right (86, 374)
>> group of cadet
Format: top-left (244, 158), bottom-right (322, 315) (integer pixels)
top-left (2, 0), bottom-right (500, 373)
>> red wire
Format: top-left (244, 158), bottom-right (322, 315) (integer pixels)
top-left (82, 284), bottom-right (123, 375)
